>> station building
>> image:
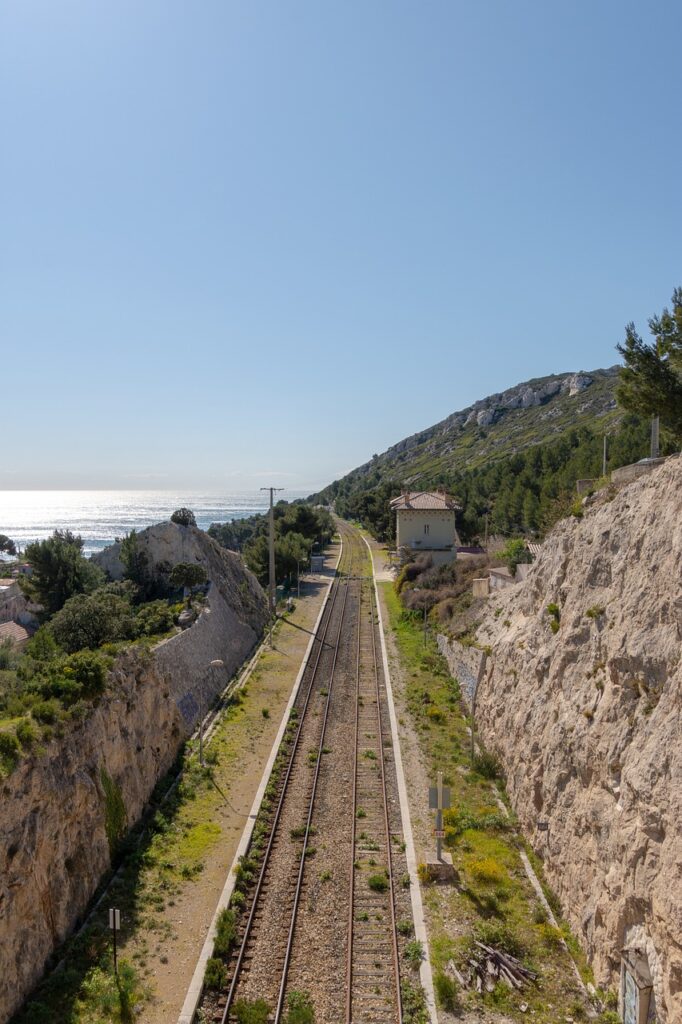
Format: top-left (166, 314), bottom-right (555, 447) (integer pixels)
top-left (390, 490), bottom-right (461, 566)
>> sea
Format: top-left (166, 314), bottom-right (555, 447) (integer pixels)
top-left (0, 491), bottom-right (307, 559)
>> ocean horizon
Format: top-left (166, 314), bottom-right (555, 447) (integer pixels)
top-left (0, 490), bottom-right (309, 558)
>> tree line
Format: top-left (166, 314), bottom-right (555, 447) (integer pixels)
top-left (208, 502), bottom-right (335, 588)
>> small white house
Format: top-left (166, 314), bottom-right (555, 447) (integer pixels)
top-left (390, 491), bottom-right (461, 567)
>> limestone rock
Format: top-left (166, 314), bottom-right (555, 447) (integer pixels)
top-left (0, 524), bottom-right (268, 1022)
top-left (475, 456), bottom-right (681, 1021)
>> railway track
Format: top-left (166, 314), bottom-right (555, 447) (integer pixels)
top-left (346, 579), bottom-right (402, 1024)
top-left (197, 523), bottom-right (411, 1024)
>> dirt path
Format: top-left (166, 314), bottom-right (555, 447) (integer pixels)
top-left (121, 546), bottom-right (339, 1024)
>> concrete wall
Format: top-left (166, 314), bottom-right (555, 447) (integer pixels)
top-left (489, 569), bottom-right (515, 591)
top-left (611, 458), bottom-right (666, 486)
top-left (436, 634), bottom-right (487, 707)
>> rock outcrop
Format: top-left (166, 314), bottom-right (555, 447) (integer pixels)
top-left (475, 457), bottom-right (682, 1021)
top-left (0, 523), bottom-right (268, 1023)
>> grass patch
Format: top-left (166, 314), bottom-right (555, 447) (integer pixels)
top-left (380, 580), bottom-right (593, 1022)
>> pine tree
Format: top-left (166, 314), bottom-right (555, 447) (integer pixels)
top-left (616, 287), bottom-right (682, 440)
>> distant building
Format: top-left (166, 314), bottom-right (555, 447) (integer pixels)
top-left (0, 620), bottom-right (30, 650)
top-left (390, 491), bottom-right (461, 567)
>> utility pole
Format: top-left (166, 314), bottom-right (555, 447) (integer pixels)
top-left (602, 434), bottom-right (608, 478)
top-left (651, 415), bottom-right (660, 460)
top-left (260, 486), bottom-right (284, 615)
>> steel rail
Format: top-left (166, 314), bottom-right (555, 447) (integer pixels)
top-left (219, 535), bottom-right (351, 1024)
top-left (344, 570), bottom-right (403, 1023)
top-left (272, 532), bottom-right (358, 1021)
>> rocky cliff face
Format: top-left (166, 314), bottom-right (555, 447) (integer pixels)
top-left (0, 524), bottom-right (268, 1023)
top-left (475, 457), bottom-right (681, 1021)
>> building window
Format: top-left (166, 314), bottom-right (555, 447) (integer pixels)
top-left (424, 524), bottom-right (430, 536)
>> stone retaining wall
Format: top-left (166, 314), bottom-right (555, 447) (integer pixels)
top-left (436, 634), bottom-right (487, 707)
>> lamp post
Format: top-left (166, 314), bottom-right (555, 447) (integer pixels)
top-left (199, 658), bottom-right (224, 766)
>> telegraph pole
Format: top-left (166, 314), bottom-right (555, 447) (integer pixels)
top-left (651, 415), bottom-right (660, 460)
top-left (602, 434), bottom-right (608, 478)
top-left (261, 486), bottom-right (284, 615)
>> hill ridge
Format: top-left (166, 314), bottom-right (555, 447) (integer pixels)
top-left (315, 366), bottom-right (622, 498)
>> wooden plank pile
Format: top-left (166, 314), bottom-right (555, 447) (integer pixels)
top-left (448, 941), bottom-right (538, 993)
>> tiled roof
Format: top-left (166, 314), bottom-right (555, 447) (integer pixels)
top-left (390, 490), bottom-right (461, 511)
top-left (0, 621), bottom-right (29, 645)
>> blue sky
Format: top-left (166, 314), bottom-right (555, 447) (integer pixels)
top-left (1, 1), bottom-right (680, 492)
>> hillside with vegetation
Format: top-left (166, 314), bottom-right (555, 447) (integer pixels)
top-left (207, 502), bottom-right (334, 588)
top-left (313, 368), bottom-right (668, 542)
top-left (315, 288), bottom-right (682, 544)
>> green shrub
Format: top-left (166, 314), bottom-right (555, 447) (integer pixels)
top-left (474, 921), bottom-right (525, 959)
top-left (533, 903), bottom-right (549, 924)
top-left (230, 890), bottom-right (246, 910)
top-left (434, 971), bottom-right (459, 1011)
top-left (499, 538), bottom-right (532, 576)
top-left (232, 998), bottom-right (271, 1024)
top-left (0, 731), bottom-right (21, 773)
top-left (65, 650), bottom-right (109, 696)
top-left (25, 627), bottom-right (61, 662)
top-left (537, 921), bottom-right (564, 949)
top-left (78, 959), bottom-right (141, 1023)
top-left (586, 605), bottom-right (606, 619)
top-left (404, 940), bottom-right (425, 968)
top-left (31, 698), bottom-right (61, 723)
top-left (134, 600), bottom-right (175, 636)
top-left (546, 602), bottom-right (561, 634)
top-left (15, 718), bottom-right (38, 749)
top-left (400, 979), bottom-right (428, 1024)
top-left (50, 587), bottom-right (136, 653)
top-left (171, 508), bottom-right (197, 527)
top-left (284, 990), bottom-right (315, 1024)
top-left (204, 957), bottom-right (226, 990)
top-left (473, 751), bottom-right (502, 779)
top-left (468, 856), bottom-right (506, 886)
top-left (213, 908), bottom-right (237, 957)
top-left (368, 873), bottom-right (388, 892)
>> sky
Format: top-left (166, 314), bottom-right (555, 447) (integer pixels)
top-left (1, 1), bottom-right (681, 492)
